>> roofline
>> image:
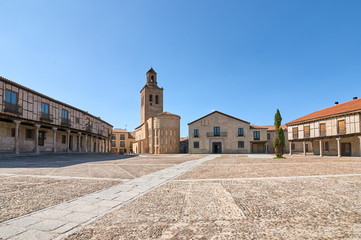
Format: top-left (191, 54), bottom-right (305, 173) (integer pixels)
top-left (188, 111), bottom-right (250, 125)
top-left (286, 109), bottom-right (361, 126)
top-left (0, 76), bottom-right (113, 127)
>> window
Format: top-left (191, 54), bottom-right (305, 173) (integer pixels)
top-left (120, 141), bottom-right (125, 147)
top-left (111, 134), bottom-right (116, 140)
top-left (238, 141), bottom-right (244, 148)
top-left (111, 141), bottom-right (116, 147)
top-left (267, 133), bottom-right (271, 140)
top-left (253, 131), bottom-right (260, 140)
top-left (325, 141), bottom-right (329, 151)
top-left (61, 109), bottom-right (69, 119)
top-left (41, 103), bottom-right (49, 114)
top-left (292, 127), bottom-right (299, 139)
top-left (337, 120), bottom-right (346, 134)
top-left (25, 129), bottom-right (34, 140)
top-left (304, 126), bottom-right (310, 138)
top-left (238, 128), bottom-right (244, 137)
top-left (5, 90), bottom-right (17, 104)
top-left (120, 134), bottom-right (125, 140)
top-left (61, 135), bottom-right (66, 144)
top-left (291, 143), bottom-right (295, 150)
top-left (155, 95), bottom-right (159, 104)
top-left (193, 142), bottom-right (199, 148)
top-left (214, 126), bottom-right (220, 136)
top-left (149, 94), bottom-right (153, 102)
top-left (319, 123), bottom-right (326, 136)
top-left (194, 129), bottom-right (199, 138)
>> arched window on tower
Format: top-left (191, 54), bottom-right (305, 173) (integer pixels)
top-left (149, 94), bottom-right (153, 102)
top-left (155, 95), bottom-right (159, 104)
top-left (151, 75), bottom-right (154, 82)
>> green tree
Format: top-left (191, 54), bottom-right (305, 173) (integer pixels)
top-left (273, 109), bottom-right (285, 158)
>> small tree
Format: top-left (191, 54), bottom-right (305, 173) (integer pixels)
top-left (273, 109), bottom-right (285, 158)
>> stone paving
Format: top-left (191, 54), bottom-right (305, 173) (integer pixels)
top-left (0, 154), bottom-right (218, 240)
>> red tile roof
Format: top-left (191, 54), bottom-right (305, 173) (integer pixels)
top-left (128, 132), bottom-right (135, 139)
top-left (287, 98), bottom-right (361, 125)
top-left (113, 128), bottom-right (127, 133)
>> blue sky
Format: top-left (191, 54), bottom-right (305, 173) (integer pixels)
top-left (1, 0), bottom-right (361, 137)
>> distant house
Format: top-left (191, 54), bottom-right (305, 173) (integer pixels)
top-left (111, 129), bottom-right (135, 154)
top-left (188, 111), bottom-right (290, 154)
top-left (286, 98), bottom-right (361, 157)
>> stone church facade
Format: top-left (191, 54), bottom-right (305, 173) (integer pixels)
top-left (133, 68), bottom-right (180, 154)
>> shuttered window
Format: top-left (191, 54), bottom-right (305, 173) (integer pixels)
top-left (304, 126), bottom-right (310, 138)
top-left (319, 123), bottom-right (326, 136)
top-left (337, 120), bottom-right (346, 134)
top-left (292, 127), bottom-right (298, 139)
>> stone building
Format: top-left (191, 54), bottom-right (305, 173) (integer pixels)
top-left (0, 76), bottom-right (112, 154)
top-left (111, 128), bottom-right (135, 154)
top-left (188, 111), bottom-right (290, 154)
top-left (286, 97), bottom-right (361, 157)
top-left (133, 68), bottom-right (180, 154)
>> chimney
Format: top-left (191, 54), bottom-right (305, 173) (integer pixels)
top-left (353, 97), bottom-right (358, 100)
top-left (335, 102), bottom-right (339, 105)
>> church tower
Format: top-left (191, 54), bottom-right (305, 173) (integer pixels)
top-left (140, 68), bottom-right (164, 124)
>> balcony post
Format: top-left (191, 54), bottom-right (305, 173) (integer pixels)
top-left (34, 124), bottom-right (41, 154)
top-left (52, 127), bottom-right (57, 152)
top-left (13, 120), bottom-right (21, 155)
top-left (319, 139), bottom-right (323, 157)
top-left (90, 135), bottom-right (94, 152)
top-left (303, 141), bottom-right (306, 156)
top-left (358, 136), bottom-right (361, 157)
top-left (289, 142), bottom-right (292, 155)
top-left (336, 138), bottom-right (341, 157)
top-left (66, 130), bottom-right (71, 152)
top-left (78, 132), bottom-right (82, 152)
top-left (84, 134), bottom-right (88, 152)
top-left (96, 137), bottom-right (99, 152)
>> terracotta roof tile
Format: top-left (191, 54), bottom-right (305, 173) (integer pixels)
top-left (113, 128), bottom-right (127, 133)
top-left (286, 98), bottom-right (361, 125)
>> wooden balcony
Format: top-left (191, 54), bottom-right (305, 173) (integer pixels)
top-left (61, 118), bottom-right (71, 127)
top-left (40, 113), bottom-right (53, 122)
top-left (4, 102), bottom-right (22, 115)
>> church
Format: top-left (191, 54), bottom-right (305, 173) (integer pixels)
top-left (133, 68), bottom-right (180, 154)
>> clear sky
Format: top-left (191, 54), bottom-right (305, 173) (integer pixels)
top-left (1, 0), bottom-right (361, 137)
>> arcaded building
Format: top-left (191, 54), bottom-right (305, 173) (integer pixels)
top-left (0, 76), bottom-right (112, 154)
top-left (133, 68), bottom-right (180, 154)
top-left (286, 97), bottom-right (361, 157)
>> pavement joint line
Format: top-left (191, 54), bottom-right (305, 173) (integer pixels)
top-left (0, 154), bottom-right (220, 240)
top-left (203, 162), bottom-right (361, 166)
top-left (171, 173), bottom-right (361, 182)
top-left (0, 173), bottom-right (130, 182)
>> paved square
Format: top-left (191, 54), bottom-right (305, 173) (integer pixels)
top-left (1, 153), bottom-right (360, 239)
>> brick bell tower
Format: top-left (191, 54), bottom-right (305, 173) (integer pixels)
top-left (140, 68), bottom-right (164, 124)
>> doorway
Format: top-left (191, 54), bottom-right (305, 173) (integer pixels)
top-left (341, 142), bottom-right (352, 156)
top-left (38, 131), bottom-right (46, 146)
top-left (69, 135), bottom-right (73, 151)
top-left (212, 142), bottom-right (222, 154)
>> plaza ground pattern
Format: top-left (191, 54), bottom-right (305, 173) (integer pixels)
top-left (0, 153), bottom-right (360, 239)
